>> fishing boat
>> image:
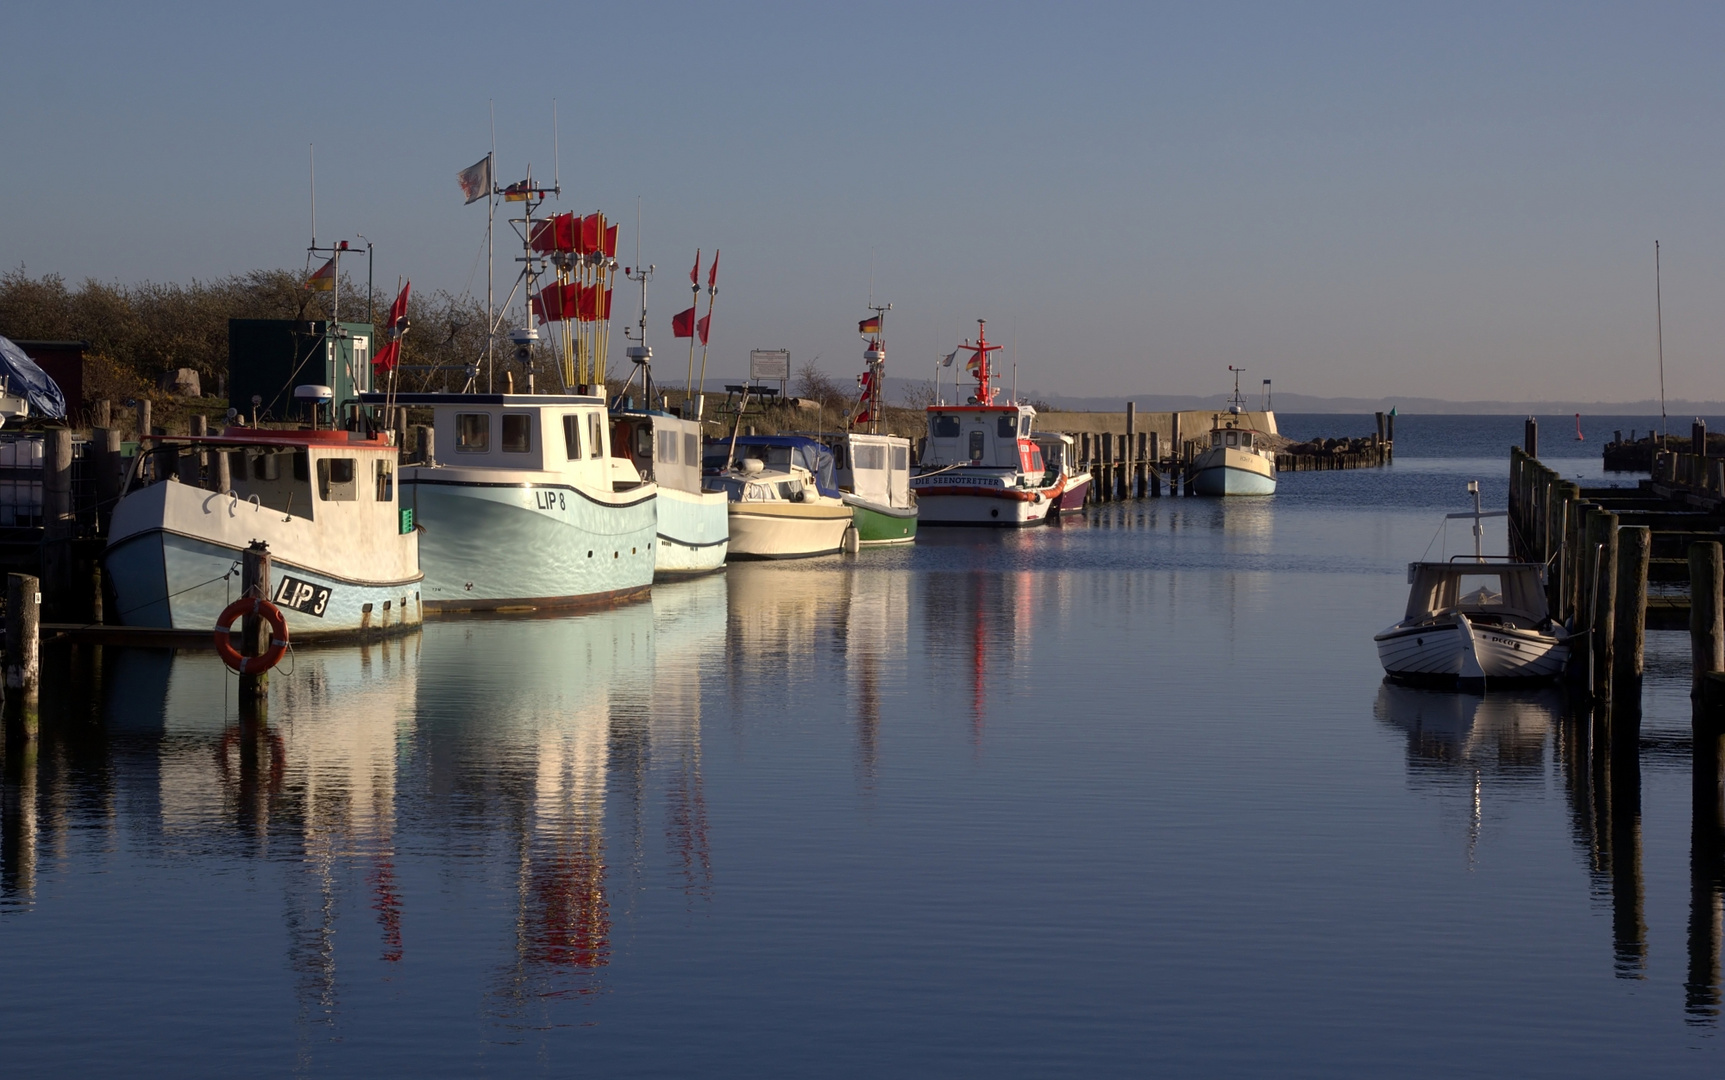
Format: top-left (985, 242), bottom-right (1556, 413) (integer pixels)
top-left (369, 391), bottom-right (657, 610)
top-left (1190, 367), bottom-right (1277, 496)
top-left (105, 396), bottom-right (423, 638)
top-left (1374, 483), bottom-right (1569, 687)
top-left (828, 307), bottom-right (917, 544)
top-left (911, 319), bottom-right (1061, 527)
top-left (1033, 432), bottom-right (1091, 515)
top-left (705, 435), bottom-right (854, 558)
top-left (607, 260), bottom-right (728, 576)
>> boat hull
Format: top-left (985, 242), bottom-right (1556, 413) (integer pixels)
top-left (727, 501), bottom-right (853, 559)
top-left (843, 494), bottom-right (917, 545)
top-left (1191, 447), bottom-right (1277, 496)
top-left (404, 476), bottom-right (656, 610)
top-left (1375, 617), bottom-right (1569, 684)
top-left (106, 529), bottom-right (423, 638)
top-left (655, 486), bottom-right (729, 575)
top-left (1055, 471), bottom-right (1092, 514)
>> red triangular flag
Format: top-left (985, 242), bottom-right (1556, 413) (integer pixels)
top-left (603, 224), bottom-right (619, 258)
top-left (374, 341), bottom-right (400, 373)
top-left (671, 306), bottom-right (696, 338)
top-left (697, 312), bottom-right (712, 346)
top-left (554, 212), bottom-right (576, 252)
top-left (533, 282), bottom-right (566, 322)
top-left (690, 248), bottom-right (701, 285)
top-left (708, 248), bottom-right (719, 288)
top-left (601, 288), bottom-right (613, 320)
top-left (386, 282), bottom-right (411, 336)
top-left (579, 213), bottom-right (600, 255)
top-left (529, 218), bottom-right (557, 254)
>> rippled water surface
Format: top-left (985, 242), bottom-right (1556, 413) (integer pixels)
top-left (2, 416), bottom-right (1721, 1076)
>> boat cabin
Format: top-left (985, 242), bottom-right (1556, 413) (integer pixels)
top-left (360, 392), bottom-right (623, 487)
top-left (610, 411), bottom-right (703, 495)
top-left (1031, 432), bottom-right (1075, 482)
top-left (922, 405), bottom-right (1044, 474)
top-left (144, 427), bottom-right (406, 531)
top-left (831, 433), bottom-right (912, 510)
top-left (1210, 426), bottom-right (1260, 451)
top-left (703, 435), bottom-right (840, 496)
top-left (706, 460), bottom-right (821, 503)
top-left (1404, 561), bottom-right (1552, 627)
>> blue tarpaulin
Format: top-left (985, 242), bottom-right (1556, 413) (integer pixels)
top-left (0, 337), bottom-right (67, 419)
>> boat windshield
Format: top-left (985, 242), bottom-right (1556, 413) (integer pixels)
top-left (1405, 565), bottom-right (1546, 621)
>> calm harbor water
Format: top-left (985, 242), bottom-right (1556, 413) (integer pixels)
top-left (2, 415), bottom-right (1722, 1076)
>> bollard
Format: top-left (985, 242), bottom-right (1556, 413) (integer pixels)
top-left (92, 398), bottom-right (112, 429)
top-left (5, 573), bottom-right (41, 731)
top-left (1691, 542), bottom-right (1725, 698)
top-left (1526, 416), bottom-right (1538, 457)
top-left (240, 541), bottom-right (272, 703)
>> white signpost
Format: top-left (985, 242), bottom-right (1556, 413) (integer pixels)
top-left (749, 349), bottom-right (791, 400)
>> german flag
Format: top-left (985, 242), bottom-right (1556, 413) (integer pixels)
top-left (858, 315), bottom-right (881, 335)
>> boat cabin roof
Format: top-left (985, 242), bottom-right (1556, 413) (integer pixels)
top-left (1404, 561), bottom-right (1550, 622)
top-left (358, 392), bottom-right (605, 407)
top-left (155, 427), bottom-right (395, 451)
top-left (707, 436), bottom-right (839, 497)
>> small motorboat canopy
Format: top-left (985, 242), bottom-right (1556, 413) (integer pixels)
top-left (708, 435), bottom-right (839, 498)
top-left (0, 336), bottom-right (66, 419)
top-left (1403, 560), bottom-right (1550, 623)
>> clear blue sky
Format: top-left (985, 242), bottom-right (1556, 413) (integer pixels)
top-left (6, 2), bottom-right (1724, 402)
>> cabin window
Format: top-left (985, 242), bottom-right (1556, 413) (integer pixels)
top-left (563, 414), bottom-right (582, 460)
top-left (656, 429), bottom-right (676, 463)
top-left (969, 431), bottom-right (986, 462)
top-left (890, 445), bottom-right (908, 471)
top-left (997, 416), bottom-right (1017, 439)
top-left (587, 412), bottom-right (603, 458)
top-left (832, 443), bottom-right (847, 469)
top-left (1020, 416), bottom-right (1032, 437)
top-left (252, 451), bottom-right (279, 481)
top-left (502, 414), bottom-right (532, 453)
top-left (932, 415), bottom-right (960, 438)
top-left (744, 483), bottom-right (771, 502)
top-left (1225, 431), bottom-right (1239, 448)
top-left (684, 432), bottom-right (698, 465)
top-left (1211, 432), bottom-right (1223, 448)
top-left (1241, 433), bottom-right (1253, 449)
top-left (777, 481), bottom-right (800, 500)
top-left (1455, 574), bottom-right (1505, 607)
top-left (456, 413), bottom-right (490, 452)
top-left (292, 450), bottom-right (309, 482)
top-left (316, 457), bottom-right (357, 501)
top-left (374, 460), bottom-right (393, 502)
top-left (854, 444), bottom-right (884, 471)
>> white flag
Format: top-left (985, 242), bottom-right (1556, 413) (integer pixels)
top-left (941, 347), bottom-right (958, 368)
top-left (457, 155), bottom-right (491, 204)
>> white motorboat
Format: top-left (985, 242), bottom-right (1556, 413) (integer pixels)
top-left (705, 437), bottom-right (853, 559)
top-left (1374, 483), bottom-right (1569, 687)
top-left (611, 406), bottom-right (728, 575)
top-left (1190, 367), bottom-right (1277, 496)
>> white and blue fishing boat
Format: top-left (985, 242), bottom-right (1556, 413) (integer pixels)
top-left (106, 416), bottom-right (424, 638)
top-left (1190, 367), bottom-right (1277, 496)
top-left (610, 404), bottom-right (727, 575)
top-left (370, 391), bottom-right (657, 611)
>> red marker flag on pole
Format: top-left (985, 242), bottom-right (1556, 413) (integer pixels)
top-left (671, 307), bottom-right (697, 338)
top-left (579, 213), bottom-right (601, 255)
top-left (529, 218), bottom-right (557, 253)
top-left (601, 288), bottom-right (613, 320)
top-left (690, 249), bottom-right (701, 285)
top-left (697, 313), bottom-right (712, 346)
top-left (374, 341), bottom-right (400, 373)
top-left (708, 248), bottom-right (719, 288)
top-left (386, 281), bottom-right (411, 335)
top-left (603, 224), bottom-right (619, 258)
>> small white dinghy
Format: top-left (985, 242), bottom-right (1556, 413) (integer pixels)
top-left (1374, 482), bottom-right (1570, 688)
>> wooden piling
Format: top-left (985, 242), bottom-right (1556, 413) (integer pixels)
top-left (1690, 542), bottom-right (1724, 698)
top-left (5, 573), bottom-right (40, 730)
top-left (92, 398), bottom-right (111, 429)
top-left (239, 542), bottom-right (272, 703)
top-left (1592, 510), bottom-right (1619, 702)
top-left (42, 429), bottom-right (73, 617)
top-left (211, 446), bottom-right (231, 493)
top-left (1615, 526), bottom-right (1651, 697)
top-left (93, 427), bottom-right (121, 534)
top-left (1525, 416), bottom-right (1538, 457)
top-left (1100, 433), bottom-right (1113, 501)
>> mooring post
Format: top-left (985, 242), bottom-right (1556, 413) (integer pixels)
top-left (5, 574), bottom-right (40, 733)
top-left (1526, 415), bottom-right (1538, 457)
top-left (1591, 510), bottom-right (1619, 703)
top-left (92, 427), bottom-right (121, 535)
top-left (1149, 432), bottom-right (1161, 497)
top-left (42, 429), bottom-right (73, 619)
top-left (1695, 419), bottom-right (1708, 457)
top-left (240, 541), bottom-right (272, 704)
top-left (1376, 411), bottom-right (1386, 444)
top-left (1615, 526), bottom-right (1651, 703)
top-left (1100, 433), bottom-right (1114, 501)
top-left (1691, 542), bottom-right (1725, 699)
top-left (92, 398), bottom-right (111, 429)
top-left (211, 445), bottom-right (231, 494)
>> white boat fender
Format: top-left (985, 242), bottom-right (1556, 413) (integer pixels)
top-left (841, 525), bottom-right (861, 554)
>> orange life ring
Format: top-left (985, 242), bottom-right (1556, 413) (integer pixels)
top-left (214, 596), bottom-right (290, 675)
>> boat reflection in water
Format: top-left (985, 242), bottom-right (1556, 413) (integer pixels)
top-left (0, 576), bottom-right (727, 1037)
top-left (724, 561), bottom-right (910, 784)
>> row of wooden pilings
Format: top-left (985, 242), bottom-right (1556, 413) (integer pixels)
top-left (1513, 437), bottom-right (1725, 1013)
top-left (1071, 428), bottom-right (1186, 501)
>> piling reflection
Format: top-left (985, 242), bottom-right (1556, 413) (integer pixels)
top-left (1689, 722), bottom-right (1725, 1023)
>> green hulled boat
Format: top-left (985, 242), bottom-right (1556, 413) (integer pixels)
top-left (844, 493), bottom-right (918, 545)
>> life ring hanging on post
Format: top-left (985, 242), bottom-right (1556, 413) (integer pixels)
top-left (214, 596), bottom-right (289, 675)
